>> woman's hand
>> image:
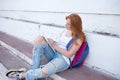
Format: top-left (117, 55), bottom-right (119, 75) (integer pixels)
top-left (48, 38), bottom-right (56, 48)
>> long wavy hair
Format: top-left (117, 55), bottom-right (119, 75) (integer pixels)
top-left (66, 13), bottom-right (86, 44)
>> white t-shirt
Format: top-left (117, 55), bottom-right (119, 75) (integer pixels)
top-left (55, 30), bottom-right (75, 65)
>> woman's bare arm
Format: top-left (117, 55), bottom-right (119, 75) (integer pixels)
top-left (49, 38), bottom-right (83, 58)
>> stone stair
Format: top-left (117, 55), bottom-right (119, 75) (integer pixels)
top-left (0, 63), bottom-right (14, 80)
top-left (0, 31), bottom-right (118, 80)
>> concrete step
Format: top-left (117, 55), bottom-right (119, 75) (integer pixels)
top-left (0, 44), bottom-right (30, 80)
top-left (0, 43), bottom-right (53, 80)
top-left (0, 31), bottom-right (119, 80)
top-left (0, 63), bottom-right (14, 80)
top-left (0, 43), bottom-right (31, 70)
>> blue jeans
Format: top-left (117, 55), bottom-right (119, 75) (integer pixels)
top-left (26, 44), bottom-right (69, 80)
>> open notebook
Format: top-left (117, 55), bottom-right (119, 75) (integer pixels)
top-left (44, 37), bottom-right (56, 53)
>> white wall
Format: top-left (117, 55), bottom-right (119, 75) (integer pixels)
top-left (0, 0), bottom-right (120, 14)
top-left (85, 32), bottom-right (120, 78)
top-left (0, 0), bottom-right (120, 79)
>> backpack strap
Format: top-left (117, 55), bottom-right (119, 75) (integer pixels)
top-left (66, 35), bottom-right (78, 50)
top-left (66, 38), bottom-right (73, 69)
top-left (66, 35), bottom-right (78, 69)
top-left (66, 38), bottom-right (74, 50)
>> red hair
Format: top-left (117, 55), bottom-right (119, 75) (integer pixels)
top-left (66, 13), bottom-right (86, 44)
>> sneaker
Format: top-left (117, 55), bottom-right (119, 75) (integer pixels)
top-left (6, 68), bottom-right (26, 78)
top-left (7, 71), bottom-right (20, 78)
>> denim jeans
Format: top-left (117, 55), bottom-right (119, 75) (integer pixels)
top-left (26, 44), bottom-right (69, 80)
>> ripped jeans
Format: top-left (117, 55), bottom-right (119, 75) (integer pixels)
top-left (26, 44), bottom-right (69, 80)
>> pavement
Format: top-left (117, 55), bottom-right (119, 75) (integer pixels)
top-left (0, 31), bottom-right (119, 80)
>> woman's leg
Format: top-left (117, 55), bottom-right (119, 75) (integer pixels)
top-left (32, 36), bottom-right (55, 69)
top-left (6, 36), bottom-right (57, 80)
top-left (26, 53), bottom-right (69, 80)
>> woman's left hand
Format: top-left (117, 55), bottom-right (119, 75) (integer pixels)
top-left (48, 38), bottom-right (56, 48)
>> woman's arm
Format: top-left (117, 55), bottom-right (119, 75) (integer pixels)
top-left (49, 38), bottom-right (83, 58)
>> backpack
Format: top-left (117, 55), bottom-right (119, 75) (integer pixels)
top-left (66, 37), bottom-right (89, 68)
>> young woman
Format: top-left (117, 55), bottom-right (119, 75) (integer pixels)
top-left (6, 13), bottom-right (86, 80)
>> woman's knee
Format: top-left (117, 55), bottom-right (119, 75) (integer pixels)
top-left (26, 70), bottom-right (34, 80)
top-left (34, 36), bottom-right (46, 45)
top-left (26, 69), bottom-right (46, 79)
top-left (26, 70), bottom-right (38, 80)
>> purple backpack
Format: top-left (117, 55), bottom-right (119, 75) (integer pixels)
top-left (66, 37), bottom-right (89, 68)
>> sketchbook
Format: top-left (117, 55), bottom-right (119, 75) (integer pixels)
top-left (44, 37), bottom-right (56, 53)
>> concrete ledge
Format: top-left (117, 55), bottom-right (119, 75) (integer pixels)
top-left (0, 63), bottom-right (13, 80)
top-left (0, 31), bottom-right (119, 80)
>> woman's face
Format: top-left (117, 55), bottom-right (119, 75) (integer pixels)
top-left (66, 18), bottom-right (71, 30)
